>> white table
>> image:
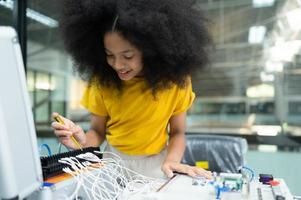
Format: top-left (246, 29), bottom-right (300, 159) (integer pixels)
top-left (151, 174), bottom-right (294, 200)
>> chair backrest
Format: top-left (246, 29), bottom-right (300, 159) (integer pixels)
top-left (182, 134), bottom-right (248, 173)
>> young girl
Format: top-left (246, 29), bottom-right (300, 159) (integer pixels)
top-left (52, 0), bottom-right (212, 179)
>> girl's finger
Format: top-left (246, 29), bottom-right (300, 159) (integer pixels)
top-left (51, 122), bottom-right (69, 130)
top-left (54, 130), bottom-right (73, 137)
top-left (162, 165), bottom-right (174, 178)
top-left (194, 167), bottom-right (212, 179)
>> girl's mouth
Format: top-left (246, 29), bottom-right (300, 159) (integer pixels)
top-left (117, 70), bottom-right (132, 78)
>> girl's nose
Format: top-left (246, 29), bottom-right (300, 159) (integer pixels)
top-left (113, 58), bottom-right (124, 70)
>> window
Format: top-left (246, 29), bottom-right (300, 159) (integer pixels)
top-left (188, 0), bottom-right (301, 136)
top-left (0, 0), bottom-right (13, 26)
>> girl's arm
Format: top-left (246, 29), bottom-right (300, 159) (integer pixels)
top-left (161, 112), bottom-right (212, 179)
top-left (83, 114), bottom-right (107, 147)
top-left (164, 112), bottom-right (187, 163)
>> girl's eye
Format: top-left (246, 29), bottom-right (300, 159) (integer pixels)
top-left (124, 55), bottom-right (134, 59)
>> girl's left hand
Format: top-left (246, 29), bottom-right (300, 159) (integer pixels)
top-left (161, 160), bottom-right (212, 179)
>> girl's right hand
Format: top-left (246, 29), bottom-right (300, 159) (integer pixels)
top-left (51, 112), bottom-right (86, 149)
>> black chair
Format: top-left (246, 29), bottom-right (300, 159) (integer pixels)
top-left (182, 134), bottom-right (248, 173)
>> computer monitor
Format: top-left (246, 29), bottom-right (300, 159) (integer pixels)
top-left (0, 27), bottom-right (42, 199)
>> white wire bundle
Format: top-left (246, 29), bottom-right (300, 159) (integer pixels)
top-left (58, 151), bottom-right (165, 200)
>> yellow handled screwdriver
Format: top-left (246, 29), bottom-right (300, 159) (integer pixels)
top-left (53, 114), bottom-right (83, 151)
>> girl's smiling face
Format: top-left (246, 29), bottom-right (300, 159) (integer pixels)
top-left (104, 32), bottom-right (143, 81)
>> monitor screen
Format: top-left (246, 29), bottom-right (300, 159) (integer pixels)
top-left (0, 27), bottom-right (42, 199)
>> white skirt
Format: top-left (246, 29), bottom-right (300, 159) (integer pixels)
top-left (103, 143), bottom-right (167, 179)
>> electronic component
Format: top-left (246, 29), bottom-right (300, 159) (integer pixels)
top-left (272, 185), bottom-right (285, 200)
top-left (40, 147), bottom-right (102, 179)
top-left (241, 172), bottom-right (250, 196)
top-left (219, 173), bottom-right (243, 192)
top-left (192, 175), bottom-right (207, 186)
top-left (259, 174), bottom-right (274, 184)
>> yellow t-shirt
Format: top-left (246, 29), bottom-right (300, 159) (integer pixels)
top-left (80, 77), bottom-right (195, 155)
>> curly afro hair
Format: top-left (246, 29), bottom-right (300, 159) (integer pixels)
top-left (59, 0), bottom-right (212, 92)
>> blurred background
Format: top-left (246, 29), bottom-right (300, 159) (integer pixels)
top-left (1, 0), bottom-right (300, 195)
